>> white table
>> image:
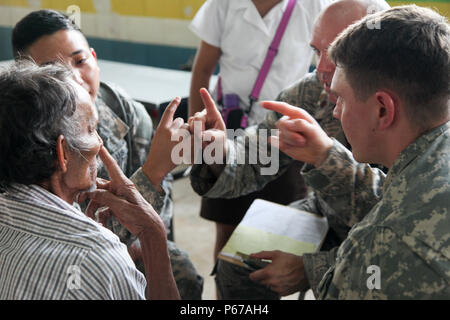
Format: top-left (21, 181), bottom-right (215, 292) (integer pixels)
top-left (0, 60), bottom-right (12, 68)
top-left (0, 59), bottom-right (217, 108)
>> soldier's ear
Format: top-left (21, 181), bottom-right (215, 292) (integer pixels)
top-left (56, 135), bottom-right (68, 173)
top-left (375, 90), bottom-right (396, 131)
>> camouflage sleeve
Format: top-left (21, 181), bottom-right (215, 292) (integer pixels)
top-left (302, 248), bottom-right (338, 298)
top-left (117, 90), bottom-right (153, 172)
top-left (191, 119), bottom-right (294, 198)
top-left (317, 227), bottom-right (450, 299)
top-left (190, 72), bottom-right (323, 198)
top-left (287, 193), bottom-right (351, 243)
top-left (302, 139), bottom-right (385, 227)
top-left (118, 91), bottom-right (174, 234)
top-left (103, 169), bottom-right (171, 246)
top-left (130, 168), bottom-right (172, 232)
top-left (287, 193), bottom-right (320, 215)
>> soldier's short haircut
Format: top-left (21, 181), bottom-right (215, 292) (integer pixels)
top-left (12, 9), bottom-right (83, 59)
top-left (0, 61), bottom-right (86, 191)
top-left (329, 5), bottom-right (450, 128)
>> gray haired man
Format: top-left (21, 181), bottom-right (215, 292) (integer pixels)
top-left (0, 62), bottom-right (182, 299)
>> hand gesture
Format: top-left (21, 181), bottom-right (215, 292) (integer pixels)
top-left (83, 147), bottom-right (165, 238)
top-left (142, 97), bottom-right (190, 187)
top-left (82, 147), bottom-right (180, 300)
top-left (261, 101), bottom-right (334, 167)
top-left (188, 88), bottom-right (226, 133)
top-left (188, 89), bottom-right (227, 156)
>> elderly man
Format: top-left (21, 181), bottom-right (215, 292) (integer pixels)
top-left (188, 0), bottom-right (389, 299)
top-left (11, 10), bottom-right (203, 299)
top-left (264, 5), bottom-right (450, 298)
top-left (0, 62), bottom-right (183, 299)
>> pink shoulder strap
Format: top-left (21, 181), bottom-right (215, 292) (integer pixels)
top-left (249, 0), bottom-right (297, 105)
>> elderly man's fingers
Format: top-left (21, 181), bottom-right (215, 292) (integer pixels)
top-left (96, 177), bottom-right (111, 189)
top-left (85, 188), bottom-right (129, 214)
top-left (160, 97), bottom-right (181, 128)
top-left (97, 208), bottom-right (112, 227)
top-left (77, 192), bottom-right (89, 204)
top-left (261, 101), bottom-right (315, 124)
top-left (85, 200), bottom-right (104, 220)
top-left (98, 147), bottom-right (128, 182)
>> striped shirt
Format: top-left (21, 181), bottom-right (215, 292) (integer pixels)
top-left (0, 184), bottom-right (147, 300)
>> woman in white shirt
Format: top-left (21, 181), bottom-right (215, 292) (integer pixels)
top-left (189, 0), bottom-right (329, 124)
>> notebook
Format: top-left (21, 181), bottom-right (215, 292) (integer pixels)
top-left (218, 199), bottom-right (329, 269)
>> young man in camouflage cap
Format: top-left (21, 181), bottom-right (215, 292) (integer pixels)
top-left (11, 10), bottom-right (203, 299)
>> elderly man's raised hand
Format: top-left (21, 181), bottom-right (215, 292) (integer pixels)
top-left (83, 147), bottom-right (180, 300)
top-left (261, 101), bottom-right (334, 167)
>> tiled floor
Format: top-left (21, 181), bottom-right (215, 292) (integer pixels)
top-left (172, 176), bottom-right (312, 300)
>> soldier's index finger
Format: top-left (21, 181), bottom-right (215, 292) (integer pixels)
top-left (98, 146), bottom-right (127, 181)
top-left (160, 97), bottom-right (181, 127)
top-left (200, 88), bottom-right (220, 117)
top-left (261, 101), bottom-right (315, 123)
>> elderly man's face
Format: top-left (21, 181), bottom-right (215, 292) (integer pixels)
top-left (27, 30), bottom-right (100, 102)
top-left (63, 82), bottom-right (103, 195)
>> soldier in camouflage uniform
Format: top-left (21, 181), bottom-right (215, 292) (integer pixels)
top-left (267, 5), bottom-right (450, 298)
top-left (203, 72), bottom-right (347, 300)
top-left (12, 10), bottom-right (203, 300)
top-left (189, 0), bottom-right (388, 299)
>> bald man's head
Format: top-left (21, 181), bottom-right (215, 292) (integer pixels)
top-left (310, 0), bottom-right (390, 101)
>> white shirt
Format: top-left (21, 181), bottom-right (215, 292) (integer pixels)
top-left (0, 184), bottom-right (146, 300)
top-left (190, 0), bottom-right (331, 125)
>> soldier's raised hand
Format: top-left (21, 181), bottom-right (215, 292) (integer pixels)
top-left (142, 97), bottom-right (190, 189)
top-left (262, 101), bottom-right (334, 167)
top-left (188, 89), bottom-right (228, 161)
top-left (188, 88), bottom-right (226, 134)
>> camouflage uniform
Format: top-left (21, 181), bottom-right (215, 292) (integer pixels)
top-left (93, 82), bottom-right (203, 300)
top-left (302, 122), bottom-right (450, 299)
top-left (190, 71), bottom-right (350, 299)
top-left (191, 71), bottom-right (345, 202)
